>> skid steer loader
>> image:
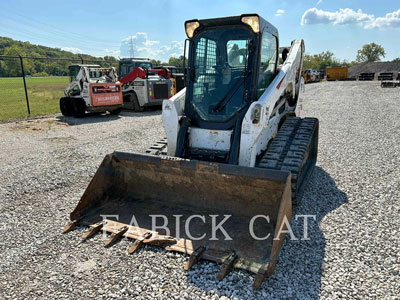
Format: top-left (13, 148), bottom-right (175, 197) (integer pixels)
top-left (64, 14), bottom-right (319, 289)
top-left (60, 65), bottom-right (123, 118)
top-left (119, 58), bottom-right (174, 111)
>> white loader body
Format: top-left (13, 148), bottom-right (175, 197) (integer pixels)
top-left (163, 40), bottom-right (305, 167)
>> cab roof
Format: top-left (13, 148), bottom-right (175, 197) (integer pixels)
top-left (186, 14), bottom-right (278, 38)
top-left (119, 58), bottom-right (151, 62)
top-left (69, 64), bottom-right (100, 68)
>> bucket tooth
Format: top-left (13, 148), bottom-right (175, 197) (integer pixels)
top-left (82, 222), bottom-right (103, 240)
top-left (63, 219), bottom-right (80, 233)
top-left (216, 252), bottom-right (238, 281)
top-left (184, 246), bottom-right (206, 270)
top-left (252, 264), bottom-right (270, 289)
top-left (104, 226), bottom-right (128, 247)
top-left (128, 232), bottom-right (152, 254)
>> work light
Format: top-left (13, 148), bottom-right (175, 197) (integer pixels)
top-left (185, 21), bottom-right (200, 38)
top-left (241, 16), bottom-right (260, 33)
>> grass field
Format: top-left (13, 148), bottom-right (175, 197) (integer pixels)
top-left (0, 76), bottom-right (69, 121)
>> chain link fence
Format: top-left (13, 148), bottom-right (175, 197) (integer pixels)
top-left (0, 55), bottom-right (118, 121)
top-left (0, 56), bottom-right (28, 120)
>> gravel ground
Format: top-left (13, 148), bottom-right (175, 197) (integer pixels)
top-left (0, 81), bottom-right (399, 299)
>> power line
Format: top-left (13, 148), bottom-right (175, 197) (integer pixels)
top-left (0, 9), bottom-right (121, 45)
top-left (0, 11), bottom-right (122, 55)
top-left (0, 54), bottom-right (117, 63)
top-left (0, 19), bottom-right (121, 50)
top-left (0, 30), bottom-right (118, 57)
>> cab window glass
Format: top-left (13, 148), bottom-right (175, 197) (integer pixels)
top-left (257, 32), bottom-right (277, 98)
top-left (69, 66), bottom-right (80, 82)
top-left (190, 27), bottom-right (254, 122)
top-left (227, 40), bottom-right (248, 67)
top-left (120, 64), bottom-right (135, 77)
top-left (136, 62), bottom-right (152, 69)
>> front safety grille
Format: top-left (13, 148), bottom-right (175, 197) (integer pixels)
top-left (153, 84), bottom-right (169, 99)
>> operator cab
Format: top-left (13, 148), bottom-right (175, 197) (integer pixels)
top-left (161, 66), bottom-right (179, 75)
top-left (68, 64), bottom-right (100, 82)
top-left (184, 14), bottom-right (279, 129)
top-left (118, 59), bottom-right (153, 78)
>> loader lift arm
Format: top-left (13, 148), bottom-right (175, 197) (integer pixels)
top-left (119, 67), bottom-right (171, 85)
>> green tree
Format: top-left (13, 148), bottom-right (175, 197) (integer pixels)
top-left (303, 51), bottom-right (341, 70)
top-left (101, 56), bottom-right (118, 68)
top-left (150, 59), bottom-right (162, 66)
top-left (303, 54), bottom-right (319, 70)
top-left (347, 61), bottom-right (359, 67)
top-left (0, 60), bottom-right (5, 76)
top-left (392, 57), bottom-right (400, 62)
top-left (45, 61), bottom-right (66, 76)
top-left (3, 45), bottom-right (34, 76)
top-left (103, 56), bottom-right (118, 62)
top-left (356, 43), bottom-right (385, 63)
top-left (3, 45), bottom-right (24, 76)
top-left (168, 55), bottom-right (185, 67)
top-left (0, 36), bottom-right (118, 76)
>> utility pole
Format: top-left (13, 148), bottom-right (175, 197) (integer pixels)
top-left (129, 36), bottom-right (135, 58)
top-left (19, 55), bottom-right (30, 115)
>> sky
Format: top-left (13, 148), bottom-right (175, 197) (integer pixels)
top-left (0, 0), bottom-right (399, 62)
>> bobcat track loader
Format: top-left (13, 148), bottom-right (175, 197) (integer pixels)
top-left (60, 65), bottom-right (123, 118)
top-left (118, 58), bottom-right (174, 111)
top-left (64, 14), bottom-right (319, 289)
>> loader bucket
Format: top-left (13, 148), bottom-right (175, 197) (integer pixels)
top-left (66, 152), bottom-right (292, 289)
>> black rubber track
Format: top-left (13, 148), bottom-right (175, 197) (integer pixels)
top-left (256, 117), bottom-right (319, 204)
top-left (145, 138), bottom-right (168, 156)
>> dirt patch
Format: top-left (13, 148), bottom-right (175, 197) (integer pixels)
top-left (11, 118), bottom-right (69, 132)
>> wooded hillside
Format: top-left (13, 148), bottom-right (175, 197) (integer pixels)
top-left (0, 36), bottom-right (117, 77)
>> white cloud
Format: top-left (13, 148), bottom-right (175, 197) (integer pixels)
top-left (61, 47), bottom-right (83, 54)
top-left (143, 40), bottom-right (160, 47)
top-left (366, 9), bottom-right (400, 29)
top-left (104, 49), bottom-right (121, 57)
top-left (301, 8), bottom-right (400, 29)
top-left (301, 8), bottom-right (373, 26)
top-left (275, 9), bottom-right (285, 17)
top-left (316, 0), bottom-right (323, 5)
top-left (120, 32), bottom-right (184, 62)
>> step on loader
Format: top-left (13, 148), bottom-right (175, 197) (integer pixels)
top-left (64, 14), bottom-right (319, 289)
